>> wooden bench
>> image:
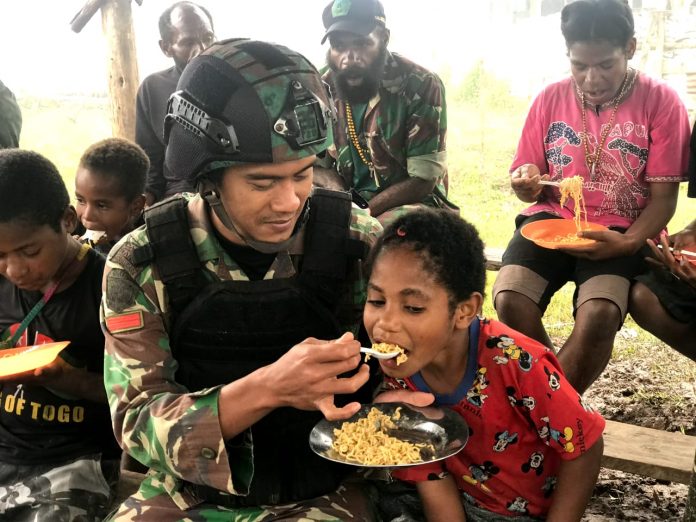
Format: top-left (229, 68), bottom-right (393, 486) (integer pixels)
top-left (484, 246), bottom-right (504, 271)
top-left (603, 420), bottom-right (696, 484)
top-left (484, 246), bottom-right (696, 487)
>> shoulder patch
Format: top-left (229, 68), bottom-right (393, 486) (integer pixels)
top-left (105, 311), bottom-right (144, 334)
top-left (109, 240), bottom-right (141, 277)
top-left (106, 269), bottom-right (142, 313)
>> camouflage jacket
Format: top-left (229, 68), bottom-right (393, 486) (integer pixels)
top-left (0, 79), bottom-right (21, 148)
top-left (101, 193), bottom-right (382, 509)
top-left (322, 52), bottom-right (448, 205)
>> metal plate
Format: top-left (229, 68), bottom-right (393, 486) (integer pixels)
top-left (309, 402), bottom-right (469, 468)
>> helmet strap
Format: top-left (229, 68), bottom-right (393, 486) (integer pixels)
top-left (199, 180), bottom-right (310, 254)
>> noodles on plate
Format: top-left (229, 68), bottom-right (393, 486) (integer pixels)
top-left (332, 406), bottom-right (434, 465)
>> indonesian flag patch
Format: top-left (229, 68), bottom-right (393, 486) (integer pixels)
top-left (105, 311), bottom-right (144, 334)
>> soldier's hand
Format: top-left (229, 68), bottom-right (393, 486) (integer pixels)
top-left (267, 332), bottom-right (370, 421)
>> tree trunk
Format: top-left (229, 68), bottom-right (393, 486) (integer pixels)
top-left (101, 0), bottom-right (139, 139)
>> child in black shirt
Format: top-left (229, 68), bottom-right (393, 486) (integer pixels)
top-left (0, 149), bottom-right (119, 521)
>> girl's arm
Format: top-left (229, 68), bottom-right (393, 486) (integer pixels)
top-left (546, 436), bottom-right (604, 522)
top-left (416, 475), bottom-right (467, 522)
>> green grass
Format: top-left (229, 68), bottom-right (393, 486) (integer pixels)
top-left (15, 93), bottom-right (696, 349)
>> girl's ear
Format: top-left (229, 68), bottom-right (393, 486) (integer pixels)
top-left (454, 293), bottom-right (483, 330)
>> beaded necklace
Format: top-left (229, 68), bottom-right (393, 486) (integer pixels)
top-left (345, 101), bottom-right (378, 185)
top-left (579, 69), bottom-right (632, 179)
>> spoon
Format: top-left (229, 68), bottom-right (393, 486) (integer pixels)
top-left (656, 244), bottom-right (696, 257)
top-left (360, 346), bottom-right (401, 359)
top-left (538, 180), bottom-right (560, 187)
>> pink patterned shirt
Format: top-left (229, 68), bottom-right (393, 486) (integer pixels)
top-left (512, 73), bottom-right (690, 229)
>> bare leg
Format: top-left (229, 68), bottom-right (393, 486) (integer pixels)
top-left (629, 282), bottom-right (696, 361)
top-left (557, 299), bottom-right (621, 394)
top-left (495, 290), bottom-right (554, 349)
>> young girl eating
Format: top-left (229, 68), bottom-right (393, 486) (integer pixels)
top-left (365, 209), bottom-right (605, 521)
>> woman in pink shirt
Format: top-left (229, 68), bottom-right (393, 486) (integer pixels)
top-left (492, 0), bottom-right (690, 394)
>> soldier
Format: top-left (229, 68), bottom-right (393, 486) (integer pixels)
top-left (318, 0), bottom-right (454, 224)
top-left (0, 79), bottom-right (21, 148)
top-left (102, 39), bottom-right (386, 520)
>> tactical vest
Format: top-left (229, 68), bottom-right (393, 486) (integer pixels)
top-left (135, 189), bottom-right (372, 506)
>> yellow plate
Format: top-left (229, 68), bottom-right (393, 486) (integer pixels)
top-left (0, 341), bottom-right (70, 378)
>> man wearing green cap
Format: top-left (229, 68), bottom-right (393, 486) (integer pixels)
top-left (319, 0), bottom-right (454, 224)
top-left (101, 38), bottom-right (390, 520)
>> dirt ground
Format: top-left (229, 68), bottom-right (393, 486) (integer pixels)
top-left (577, 331), bottom-right (696, 521)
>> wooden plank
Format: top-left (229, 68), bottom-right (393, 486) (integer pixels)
top-left (484, 246), bottom-right (504, 271)
top-left (602, 419), bottom-right (696, 484)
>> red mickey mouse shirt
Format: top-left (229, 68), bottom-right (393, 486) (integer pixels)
top-left (386, 318), bottom-right (605, 518)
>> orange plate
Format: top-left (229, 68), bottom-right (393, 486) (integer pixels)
top-left (0, 341), bottom-right (70, 378)
top-left (673, 247), bottom-right (696, 266)
top-left (521, 219), bottom-right (608, 250)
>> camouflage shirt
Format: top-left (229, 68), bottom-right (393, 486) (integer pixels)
top-left (101, 193), bottom-right (382, 509)
top-left (322, 52), bottom-right (448, 205)
top-left (0, 79), bottom-right (21, 148)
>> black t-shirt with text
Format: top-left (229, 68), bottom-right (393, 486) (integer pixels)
top-left (0, 248), bottom-right (119, 464)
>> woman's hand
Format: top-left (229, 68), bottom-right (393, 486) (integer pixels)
top-left (561, 229), bottom-right (640, 260)
top-left (510, 164), bottom-right (548, 203)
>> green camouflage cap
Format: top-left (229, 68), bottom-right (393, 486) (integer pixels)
top-left (164, 38), bottom-right (335, 182)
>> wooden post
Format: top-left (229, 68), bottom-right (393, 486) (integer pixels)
top-left (656, 10), bottom-right (665, 78)
top-left (101, 0), bottom-right (139, 140)
top-left (685, 450), bottom-right (696, 521)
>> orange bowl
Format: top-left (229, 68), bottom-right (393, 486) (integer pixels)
top-left (672, 246), bottom-right (696, 266)
top-left (521, 219), bottom-right (608, 250)
top-left (0, 341), bottom-right (70, 378)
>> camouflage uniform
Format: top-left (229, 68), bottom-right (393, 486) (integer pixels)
top-left (0, 79), bottom-right (21, 148)
top-left (101, 194), bottom-right (382, 521)
top-left (322, 51), bottom-right (448, 219)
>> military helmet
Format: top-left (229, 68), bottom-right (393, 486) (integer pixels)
top-left (164, 38), bottom-right (334, 184)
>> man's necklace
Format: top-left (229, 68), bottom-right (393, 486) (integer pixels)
top-left (578, 69), bottom-right (633, 179)
top-left (345, 102), bottom-right (379, 184)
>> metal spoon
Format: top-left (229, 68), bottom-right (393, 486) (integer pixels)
top-left (360, 346), bottom-right (401, 359)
